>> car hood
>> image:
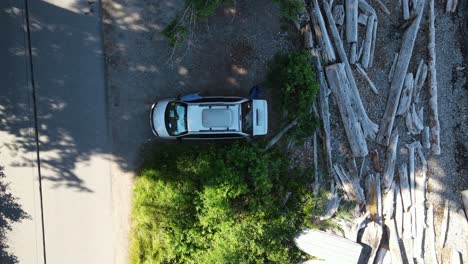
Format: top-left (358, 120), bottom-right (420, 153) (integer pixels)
top-left (151, 100), bottom-right (170, 137)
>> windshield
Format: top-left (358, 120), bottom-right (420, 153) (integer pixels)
top-left (165, 101), bottom-right (188, 136)
top-left (241, 100), bottom-right (253, 134)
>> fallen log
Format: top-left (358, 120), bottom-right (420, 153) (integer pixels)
top-left (428, 0), bottom-right (441, 155)
top-left (383, 181), bottom-right (395, 220)
top-left (406, 142), bottom-right (419, 238)
top-left (446, 0), bottom-right (454, 12)
top-left (303, 24), bottom-right (314, 49)
top-left (333, 4), bottom-right (345, 26)
top-left (333, 164), bottom-right (366, 204)
top-left (306, 28), bottom-right (333, 175)
top-left (413, 143), bottom-right (427, 260)
top-left (350, 42), bottom-right (357, 64)
top-left (309, 4), bottom-right (329, 62)
top-left (323, 0), bottom-right (379, 140)
top-left (403, 0), bottom-right (410, 19)
top-left (396, 73), bottom-right (414, 116)
top-left (361, 15), bottom-right (375, 69)
top-left (326, 63), bottom-right (368, 157)
top-left (320, 182), bottom-right (342, 220)
top-left (413, 59), bottom-right (427, 104)
top-left (406, 105), bottom-right (423, 134)
top-left (395, 182), bottom-right (404, 237)
top-left (356, 63), bottom-right (379, 94)
top-left (451, 0), bottom-right (459, 12)
top-left (423, 126), bottom-right (430, 149)
top-left (313, 129), bottom-right (320, 196)
top-left (398, 163), bottom-right (411, 212)
top-left (376, 0), bottom-right (425, 146)
top-left (439, 200), bottom-right (449, 249)
top-left (357, 38), bottom-right (365, 61)
top-left (345, 0), bottom-right (358, 43)
top-left (369, 18), bottom-right (378, 67)
top-left (312, 0), bottom-right (337, 62)
top-left (366, 174), bottom-right (381, 222)
top-left (388, 52), bottom-right (399, 83)
top-left (264, 118), bottom-right (299, 151)
top-left (383, 131), bottom-right (399, 192)
top-left (427, 204), bottom-right (439, 264)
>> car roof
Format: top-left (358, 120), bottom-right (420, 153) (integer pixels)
top-left (186, 102), bottom-right (242, 134)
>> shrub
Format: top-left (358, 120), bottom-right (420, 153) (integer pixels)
top-left (268, 51), bottom-right (319, 120)
top-left (130, 142), bottom-right (324, 264)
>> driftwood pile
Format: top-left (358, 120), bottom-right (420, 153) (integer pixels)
top-left (292, 0), bottom-right (452, 262)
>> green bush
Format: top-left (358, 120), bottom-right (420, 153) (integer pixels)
top-left (268, 51), bottom-right (319, 141)
top-left (130, 142), bottom-right (324, 264)
top-left (268, 51), bottom-right (318, 120)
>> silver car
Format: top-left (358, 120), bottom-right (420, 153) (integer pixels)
top-left (150, 96), bottom-right (268, 139)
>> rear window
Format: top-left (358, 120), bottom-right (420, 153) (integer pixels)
top-left (241, 100), bottom-right (253, 134)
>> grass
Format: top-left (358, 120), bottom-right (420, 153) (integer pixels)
top-left (130, 141), bottom-right (327, 264)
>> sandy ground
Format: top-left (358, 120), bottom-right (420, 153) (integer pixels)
top-left (101, 0), bottom-right (293, 262)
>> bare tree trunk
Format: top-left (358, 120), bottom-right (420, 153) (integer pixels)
top-left (396, 73), bottom-right (414, 116)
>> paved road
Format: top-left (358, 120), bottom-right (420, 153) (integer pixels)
top-left (0, 1), bottom-right (44, 263)
top-left (1, 1), bottom-right (114, 263)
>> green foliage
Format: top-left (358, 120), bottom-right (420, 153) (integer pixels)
top-left (162, 17), bottom-right (189, 47)
top-left (130, 142), bottom-right (325, 264)
top-left (274, 0), bottom-right (306, 21)
top-left (268, 51), bottom-right (320, 140)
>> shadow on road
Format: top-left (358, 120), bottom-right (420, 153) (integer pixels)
top-left (0, 165), bottom-right (30, 264)
top-left (0, 0), bottom-right (118, 193)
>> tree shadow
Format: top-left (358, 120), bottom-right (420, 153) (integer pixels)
top-left (0, 166), bottom-right (30, 264)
